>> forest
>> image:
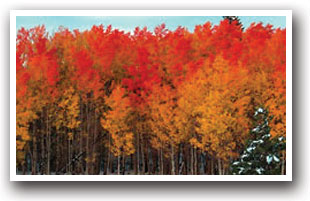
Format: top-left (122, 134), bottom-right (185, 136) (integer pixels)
top-left (16, 17), bottom-right (286, 175)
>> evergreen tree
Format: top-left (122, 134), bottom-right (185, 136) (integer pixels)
top-left (223, 16), bottom-right (244, 30)
top-left (230, 107), bottom-right (286, 175)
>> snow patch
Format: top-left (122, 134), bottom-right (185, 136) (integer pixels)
top-left (273, 155), bottom-right (280, 162)
top-left (266, 155), bottom-right (273, 164)
top-left (246, 146), bottom-right (256, 153)
top-left (262, 134), bottom-right (271, 139)
top-left (232, 161), bottom-right (240, 165)
top-left (238, 167), bottom-right (245, 174)
top-left (256, 167), bottom-right (264, 174)
top-left (252, 127), bottom-right (260, 132)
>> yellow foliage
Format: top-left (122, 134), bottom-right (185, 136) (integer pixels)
top-left (180, 56), bottom-right (252, 162)
top-left (101, 86), bottom-right (135, 157)
top-left (56, 86), bottom-right (80, 138)
top-left (147, 84), bottom-right (180, 152)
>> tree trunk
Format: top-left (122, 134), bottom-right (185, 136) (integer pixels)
top-left (68, 137), bottom-right (71, 174)
top-left (40, 114), bottom-right (45, 175)
top-left (194, 148), bottom-right (198, 175)
top-left (117, 155), bottom-right (120, 175)
top-left (55, 131), bottom-right (59, 174)
top-left (46, 107), bottom-right (50, 175)
top-left (176, 145), bottom-right (179, 175)
top-left (147, 145), bottom-right (151, 175)
top-left (141, 135), bottom-right (145, 174)
top-left (211, 157), bottom-right (214, 175)
top-left (190, 146), bottom-right (194, 175)
top-left (218, 158), bottom-right (222, 175)
top-left (122, 153), bottom-right (126, 175)
top-left (281, 151), bottom-right (285, 175)
top-left (196, 149), bottom-right (200, 175)
top-left (136, 133), bottom-right (140, 175)
top-left (32, 123), bottom-right (37, 175)
top-left (152, 149), bottom-right (157, 174)
top-left (107, 133), bottom-right (111, 174)
top-left (91, 103), bottom-right (97, 174)
top-left (160, 147), bottom-right (164, 175)
top-left (170, 145), bottom-right (175, 175)
top-left (79, 96), bottom-right (83, 174)
top-left (85, 101), bottom-right (90, 175)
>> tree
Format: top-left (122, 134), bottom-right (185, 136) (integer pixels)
top-left (230, 107), bottom-right (286, 175)
top-left (192, 56), bottom-right (250, 174)
top-left (15, 19), bottom-right (287, 175)
top-left (101, 85), bottom-right (135, 174)
top-left (55, 86), bottom-right (80, 173)
top-left (147, 85), bottom-right (180, 174)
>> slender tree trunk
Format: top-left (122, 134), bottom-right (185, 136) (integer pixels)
top-left (157, 149), bottom-right (160, 174)
top-left (107, 133), bottom-right (111, 174)
top-left (40, 113), bottom-right (45, 175)
top-left (170, 145), bottom-right (175, 175)
top-left (190, 146), bottom-right (194, 175)
top-left (91, 103), bottom-right (97, 174)
top-left (136, 133), bottom-right (140, 175)
top-left (55, 131), bottom-right (59, 174)
top-left (178, 145), bottom-right (184, 175)
top-left (32, 123), bottom-right (37, 175)
top-left (175, 146), bottom-right (179, 175)
top-left (79, 101), bottom-right (83, 174)
top-left (68, 137), bottom-right (71, 174)
top-left (183, 144), bottom-right (188, 175)
top-left (117, 155), bottom-right (120, 175)
top-left (218, 158), bottom-right (222, 175)
top-left (109, 155), bottom-right (113, 174)
top-left (146, 145), bottom-right (151, 175)
top-left (160, 147), bottom-right (164, 175)
top-left (196, 149), bottom-right (200, 175)
top-left (122, 153), bottom-right (126, 175)
top-left (281, 151), bottom-right (285, 175)
top-left (141, 135), bottom-right (145, 174)
top-left (194, 148), bottom-right (198, 175)
top-left (46, 107), bottom-right (50, 175)
top-left (211, 157), bottom-right (214, 175)
top-left (201, 151), bottom-right (205, 174)
top-left (153, 149), bottom-right (158, 174)
top-left (86, 101), bottom-right (90, 175)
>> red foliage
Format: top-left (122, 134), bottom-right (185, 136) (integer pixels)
top-left (212, 19), bottom-right (243, 65)
top-left (16, 19), bottom-right (286, 110)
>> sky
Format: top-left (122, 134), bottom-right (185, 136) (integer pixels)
top-left (16, 16), bottom-right (286, 35)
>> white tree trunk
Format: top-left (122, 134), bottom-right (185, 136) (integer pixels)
top-left (170, 145), bottom-right (175, 175)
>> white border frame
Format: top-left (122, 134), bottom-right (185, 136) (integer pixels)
top-left (10, 10), bottom-right (292, 181)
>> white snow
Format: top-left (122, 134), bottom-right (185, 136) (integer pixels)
top-left (247, 146), bottom-right (256, 152)
top-left (255, 167), bottom-right (264, 174)
top-left (262, 134), bottom-right (271, 139)
top-left (266, 155), bottom-right (273, 164)
top-left (273, 155), bottom-right (280, 162)
top-left (238, 167), bottom-right (245, 174)
top-left (241, 153), bottom-right (248, 159)
top-left (252, 127), bottom-right (260, 132)
top-left (254, 107), bottom-right (264, 116)
top-left (232, 161), bottom-right (240, 165)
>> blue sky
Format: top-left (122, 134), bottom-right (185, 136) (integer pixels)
top-left (16, 16), bottom-right (286, 34)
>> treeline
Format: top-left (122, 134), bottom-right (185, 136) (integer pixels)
top-left (16, 18), bottom-right (286, 175)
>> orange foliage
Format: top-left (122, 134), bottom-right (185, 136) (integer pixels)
top-left (16, 19), bottom-right (286, 167)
